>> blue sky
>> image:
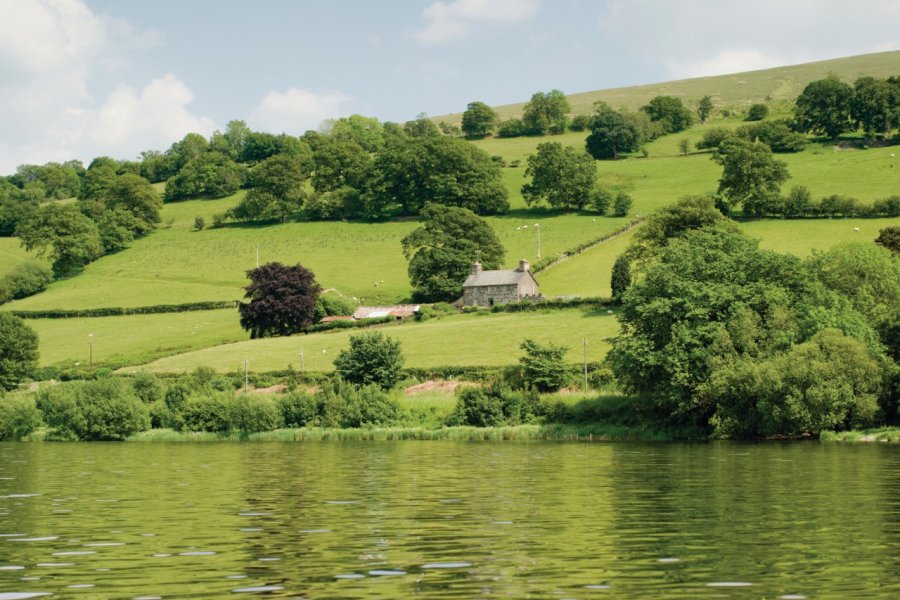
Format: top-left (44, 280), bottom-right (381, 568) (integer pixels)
top-left (0, 0), bottom-right (898, 173)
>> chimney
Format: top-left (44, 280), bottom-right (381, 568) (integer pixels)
top-left (472, 261), bottom-right (483, 275)
top-left (518, 259), bottom-right (530, 272)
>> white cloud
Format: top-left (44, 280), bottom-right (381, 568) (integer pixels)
top-left (599, 0), bottom-right (900, 80)
top-left (416, 0), bottom-right (540, 44)
top-left (669, 49), bottom-right (788, 80)
top-left (0, 0), bottom-right (204, 173)
top-left (248, 88), bottom-right (354, 134)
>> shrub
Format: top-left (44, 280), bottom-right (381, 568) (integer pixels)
top-left (745, 103), bottom-right (769, 121)
top-left (230, 394), bottom-right (283, 433)
top-left (0, 262), bottom-right (54, 304)
top-left (314, 293), bottom-right (356, 321)
top-left (449, 387), bottom-right (504, 426)
top-left (193, 216), bottom-right (205, 231)
top-left (589, 186), bottom-right (613, 214)
top-left (37, 379), bottom-right (150, 441)
top-left (164, 382), bottom-right (191, 413)
top-left (520, 339), bottom-right (571, 392)
top-left (179, 393), bottom-right (233, 432)
top-left (132, 372), bottom-right (164, 403)
top-left (0, 313), bottom-right (39, 391)
top-left (333, 332), bottom-right (405, 389)
top-left (0, 395), bottom-right (43, 440)
top-left (696, 127), bottom-right (733, 151)
top-left (148, 400), bottom-right (177, 429)
top-left (277, 391), bottom-right (319, 427)
top-left (343, 385), bottom-right (406, 427)
top-left (612, 192), bottom-right (633, 217)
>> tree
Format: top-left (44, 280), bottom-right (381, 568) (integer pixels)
top-left (238, 262), bottom-right (321, 338)
top-left (0, 313), bottom-right (38, 391)
top-left (794, 75), bottom-right (854, 139)
top-left (585, 103), bottom-right (641, 160)
top-left (875, 226), bottom-right (900, 255)
top-left (736, 121), bottom-right (807, 153)
top-left (404, 113), bottom-right (441, 138)
top-left (630, 195), bottom-right (734, 259)
top-left (522, 89), bottom-right (571, 135)
top-left (697, 95), bottom-right (714, 123)
top-left (852, 76), bottom-right (895, 138)
top-left (164, 152), bottom-right (246, 201)
top-left (78, 165), bottom-right (117, 202)
top-left (522, 142), bottom-right (596, 210)
top-left (610, 254), bottom-right (631, 300)
top-left (745, 103), bottom-right (769, 121)
top-left (678, 139), bottom-right (691, 156)
top-left (365, 136), bottom-right (508, 218)
top-left (612, 192), bottom-right (633, 217)
top-left (231, 154), bottom-right (310, 222)
top-left (712, 137), bottom-right (789, 216)
top-left (641, 96), bottom-right (694, 133)
top-left (333, 332), bottom-right (405, 389)
top-left (519, 339), bottom-right (570, 392)
top-left (311, 138), bottom-right (371, 193)
top-left (16, 203), bottom-right (103, 277)
top-left (461, 101), bottom-right (499, 137)
top-left (106, 173), bottom-right (162, 234)
top-left (326, 114), bottom-right (385, 152)
top-left (401, 204), bottom-right (505, 301)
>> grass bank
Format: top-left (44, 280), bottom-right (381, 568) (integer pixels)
top-left (127, 423), bottom-right (674, 442)
top-left (820, 427), bottom-right (900, 442)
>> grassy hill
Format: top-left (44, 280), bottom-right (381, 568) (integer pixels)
top-left (437, 50), bottom-right (900, 123)
top-left (4, 50), bottom-right (899, 373)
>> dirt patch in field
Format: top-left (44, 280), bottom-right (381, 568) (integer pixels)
top-left (404, 380), bottom-right (476, 395)
top-left (250, 384), bottom-right (288, 394)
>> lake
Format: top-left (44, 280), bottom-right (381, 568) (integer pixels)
top-left (0, 441), bottom-right (897, 598)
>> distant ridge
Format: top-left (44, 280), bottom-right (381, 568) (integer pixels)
top-left (436, 50), bottom-right (900, 123)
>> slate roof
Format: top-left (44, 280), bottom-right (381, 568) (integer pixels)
top-left (462, 269), bottom-right (531, 288)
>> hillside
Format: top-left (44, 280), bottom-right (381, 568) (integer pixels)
top-left (3, 50), bottom-right (899, 373)
top-left (436, 50), bottom-right (900, 123)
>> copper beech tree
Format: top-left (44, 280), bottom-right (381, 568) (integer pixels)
top-left (238, 262), bottom-right (321, 338)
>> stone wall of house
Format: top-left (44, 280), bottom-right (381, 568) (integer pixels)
top-left (463, 280), bottom-right (541, 307)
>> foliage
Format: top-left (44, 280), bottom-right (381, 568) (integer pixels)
top-left (0, 396), bottom-right (43, 440)
top-left (448, 383), bottom-right (542, 427)
top-left (0, 262), bottom-right (53, 304)
top-left (641, 95), bottom-right (694, 133)
top-left (461, 101), bottom-right (499, 137)
top-left (519, 338), bottom-right (570, 392)
top-left (106, 173), bottom-right (162, 234)
top-left (365, 135), bottom-right (508, 218)
top-left (522, 89), bottom-right (571, 135)
top-left (229, 394), bottom-right (284, 433)
top-left (277, 391), bottom-right (319, 427)
top-left (16, 203), bottom-right (104, 277)
top-left (164, 152), bottom-right (246, 201)
top-left (304, 186), bottom-right (361, 220)
top-left (678, 138), bottom-right (691, 156)
top-left (36, 378), bottom-right (150, 440)
top-left (695, 127), bottom-right (733, 151)
top-left (697, 95), bottom-right (714, 123)
top-left (612, 192), bottom-right (633, 217)
top-left (333, 331), bottom-right (405, 389)
top-left (568, 114), bottom-right (592, 132)
top-left (735, 120), bottom-right (807, 153)
top-left (132, 371), bottom-right (164, 404)
top-left (588, 186), bottom-right (613, 214)
top-left (497, 118), bottom-right (526, 138)
top-left (852, 76), bottom-right (897, 137)
top-left (179, 392), bottom-right (234, 432)
top-left (238, 262), bottom-right (321, 338)
top-left (314, 293), bottom-right (357, 322)
top-left (794, 75), bottom-right (854, 139)
top-left (585, 103), bottom-right (641, 160)
top-left (230, 154), bottom-right (311, 222)
top-left (401, 203), bottom-right (505, 300)
top-left (631, 195), bottom-right (732, 259)
top-left (706, 329), bottom-right (883, 437)
top-left (522, 142), bottom-right (596, 210)
top-left (610, 254), bottom-right (631, 300)
top-left (712, 137), bottom-right (789, 216)
top-left (311, 138), bottom-right (370, 193)
top-left (0, 312), bottom-right (39, 391)
top-left (875, 226), bottom-right (900, 255)
top-left (745, 103), bottom-right (769, 121)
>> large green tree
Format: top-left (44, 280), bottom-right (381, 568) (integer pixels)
top-left (238, 262), bottom-right (321, 338)
top-left (0, 313), bottom-right (39, 391)
top-left (641, 96), bottom-right (694, 133)
top-left (697, 95), bottom-right (714, 123)
top-left (712, 137), bottom-right (789, 216)
top-left (522, 89), bottom-right (571, 135)
top-left (164, 152), bottom-right (246, 201)
top-left (365, 136), bottom-right (508, 218)
top-left (106, 173), bottom-right (162, 234)
top-left (522, 142), bottom-right (596, 210)
top-left (461, 101), bottom-right (499, 137)
top-left (852, 76), bottom-right (896, 138)
top-left (231, 154), bottom-right (311, 222)
top-left (585, 103), bottom-right (641, 160)
top-left (16, 203), bottom-right (104, 277)
top-left (794, 75), bottom-right (854, 139)
top-left (401, 204), bottom-right (505, 301)
top-left (333, 332), bottom-right (405, 389)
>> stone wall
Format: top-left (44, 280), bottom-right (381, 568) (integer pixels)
top-left (463, 280), bottom-right (540, 307)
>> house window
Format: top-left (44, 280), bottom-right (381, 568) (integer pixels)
top-left (488, 297), bottom-right (495, 307)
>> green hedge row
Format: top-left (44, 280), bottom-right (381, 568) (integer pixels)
top-left (305, 315), bottom-right (395, 333)
top-left (531, 217), bottom-right (644, 274)
top-left (12, 300), bottom-right (237, 319)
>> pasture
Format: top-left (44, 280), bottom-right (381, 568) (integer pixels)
top-left (135, 308), bottom-right (620, 373)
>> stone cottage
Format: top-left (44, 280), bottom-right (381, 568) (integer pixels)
top-left (461, 260), bottom-right (541, 307)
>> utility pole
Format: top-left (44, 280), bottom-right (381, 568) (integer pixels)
top-left (256, 245), bottom-right (259, 268)
top-left (534, 223), bottom-right (541, 260)
top-left (582, 337), bottom-right (588, 392)
top-left (243, 359), bottom-right (249, 392)
top-left (299, 348), bottom-right (305, 373)
top-left (88, 333), bottom-right (94, 371)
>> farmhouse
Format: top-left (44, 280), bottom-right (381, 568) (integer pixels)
top-left (462, 260), bottom-right (541, 307)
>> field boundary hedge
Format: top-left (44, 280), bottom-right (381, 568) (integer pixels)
top-left (532, 217), bottom-right (644, 274)
top-left (12, 301), bottom-right (237, 319)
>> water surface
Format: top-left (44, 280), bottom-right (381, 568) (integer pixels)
top-left (0, 441), bottom-right (897, 598)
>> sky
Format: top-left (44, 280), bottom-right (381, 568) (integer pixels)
top-left (0, 0), bottom-right (898, 174)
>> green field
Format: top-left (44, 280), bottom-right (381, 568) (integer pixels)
top-left (739, 218), bottom-right (900, 256)
top-left (0, 238), bottom-right (45, 278)
top-left (132, 308), bottom-right (619, 374)
top-left (29, 308), bottom-right (244, 367)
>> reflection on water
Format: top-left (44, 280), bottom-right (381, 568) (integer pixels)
top-left (0, 441), bottom-right (898, 598)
